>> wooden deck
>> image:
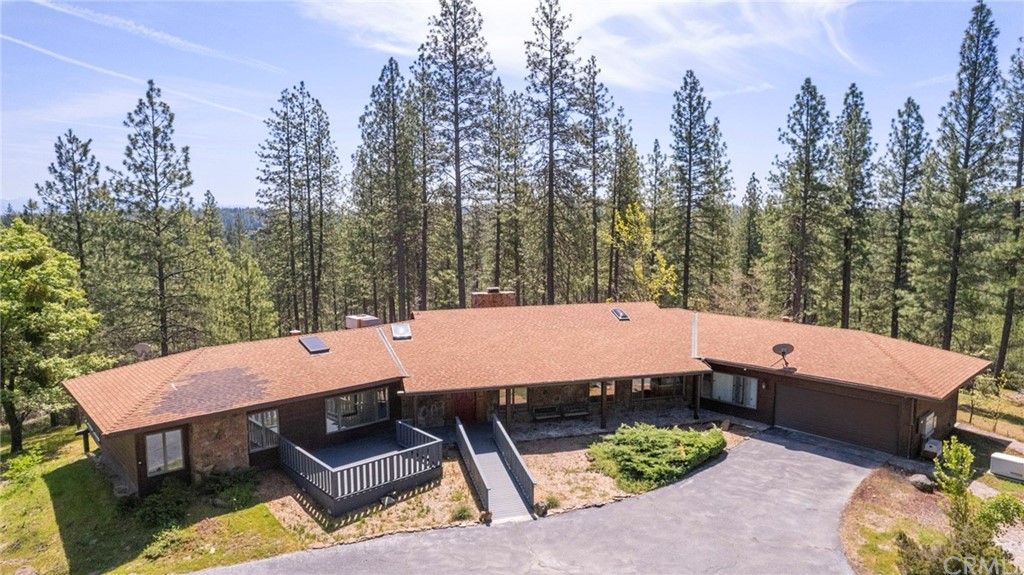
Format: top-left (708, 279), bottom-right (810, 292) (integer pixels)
top-left (464, 423), bottom-right (533, 524)
top-left (311, 435), bottom-right (404, 468)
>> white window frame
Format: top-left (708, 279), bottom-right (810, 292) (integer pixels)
top-left (701, 372), bottom-right (758, 410)
top-left (248, 409), bottom-right (279, 453)
top-left (145, 428), bottom-right (185, 477)
top-left (326, 387), bottom-right (389, 434)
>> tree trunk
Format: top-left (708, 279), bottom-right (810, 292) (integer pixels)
top-left (2, 394), bottom-right (23, 454)
top-left (840, 230), bottom-right (852, 329)
top-left (545, 100), bottom-right (555, 305)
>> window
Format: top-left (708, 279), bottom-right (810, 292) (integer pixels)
top-left (146, 429), bottom-right (184, 477)
top-left (499, 387), bottom-right (529, 411)
top-left (248, 409), bottom-right (279, 453)
top-left (651, 376), bottom-right (686, 397)
top-left (701, 372), bottom-right (758, 409)
top-left (589, 382), bottom-right (615, 404)
top-left (326, 387), bottom-right (389, 433)
top-left (632, 378), bottom-right (653, 400)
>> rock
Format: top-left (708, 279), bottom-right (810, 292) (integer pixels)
top-left (534, 501), bottom-right (549, 517)
top-left (721, 420), bottom-right (731, 432)
top-left (380, 496), bottom-right (396, 508)
top-left (14, 566), bottom-right (38, 575)
top-left (908, 474), bottom-right (936, 493)
top-left (479, 510), bottom-right (493, 524)
top-left (211, 497), bottom-right (228, 508)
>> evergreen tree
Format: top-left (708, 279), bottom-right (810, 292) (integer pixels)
top-left (35, 129), bottom-right (103, 284)
top-left (694, 118), bottom-right (733, 310)
top-left (111, 80), bottom-right (200, 355)
top-left (409, 55), bottom-right (441, 311)
top-left (878, 98), bottom-right (929, 338)
top-left (669, 70), bottom-right (712, 308)
top-left (577, 56), bottom-right (612, 302)
top-left (644, 139), bottom-right (672, 257)
top-left (421, 0), bottom-right (494, 308)
top-left (606, 108), bottom-right (642, 300)
top-left (482, 78), bottom-right (510, 288)
top-left (771, 78), bottom-right (832, 322)
top-left (525, 0), bottom-right (580, 304)
top-left (995, 38), bottom-right (1024, 376)
top-left (910, 0), bottom-right (1003, 349)
top-left (506, 91), bottom-right (537, 305)
top-left (829, 83), bottom-right (875, 328)
top-left (737, 173), bottom-right (763, 278)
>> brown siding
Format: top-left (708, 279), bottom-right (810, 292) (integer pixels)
top-left (100, 431), bottom-right (138, 493)
top-left (136, 426), bottom-right (191, 496)
top-left (700, 364), bottom-right (776, 424)
top-left (914, 390), bottom-right (959, 454)
top-left (775, 382), bottom-right (901, 453)
top-left (277, 381), bottom-right (402, 451)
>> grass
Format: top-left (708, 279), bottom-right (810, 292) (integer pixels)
top-left (0, 424), bottom-right (302, 575)
top-left (959, 389), bottom-right (1024, 443)
top-left (856, 520), bottom-right (946, 575)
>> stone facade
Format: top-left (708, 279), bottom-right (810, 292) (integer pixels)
top-left (527, 383), bottom-right (589, 407)
top-left (411, 394), bottom-right (447, 428)
top-left (470, 290), bottom-right (516, 308)
top-left (189, 412), bottom-right (249, 481)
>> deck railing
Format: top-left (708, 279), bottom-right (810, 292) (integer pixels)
top-left (491, 413), bottom-right (536, 509)
top-left (455, 416), bottom-right (491, 511)
top-left (247, 417), bottom-right (279, 452)
top-left (277, 421), bottom-right (442, 502)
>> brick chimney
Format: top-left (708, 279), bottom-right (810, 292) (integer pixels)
top-left (471, 287), bottom-right (516, 308)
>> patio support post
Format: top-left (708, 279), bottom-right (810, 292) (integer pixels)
top-left (505, 388), bottom-right (513, 427)
top-left (692, 375), bottom-right (701, 420)
top-left (600, 381), bottom-right (608, 429)
top-left (413, 395), bottom-right (419, 427)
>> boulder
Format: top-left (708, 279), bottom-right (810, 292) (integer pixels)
top-left (211, 497), bottom-right (228, 508)
top-left (534, 501), bottom-right (549, 517)
top-left (379, 496), bottom-right (396, 508)
top-left (908, 474), bottom-right (936, 493)
top-left (14, 566), bottom-right (38, 575)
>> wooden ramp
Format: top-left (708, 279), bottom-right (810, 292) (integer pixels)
top-left (464, 424), bottom-right (533, 524)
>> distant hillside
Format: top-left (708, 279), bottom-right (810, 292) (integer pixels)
top-left (220, 207), bottom-right (263, 233)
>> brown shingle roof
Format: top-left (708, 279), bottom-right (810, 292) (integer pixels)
top-left (65, 302), bottom-right (991, 436)
top-left (693, 311), bottom-right (991, 399)
top-left (64, 328), bottom-right (404, 436)
top-left (395, 302), bottom-right (710, 394)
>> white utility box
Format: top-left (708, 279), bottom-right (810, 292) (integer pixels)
top-left (990, 452), bottom-right (1024, 482)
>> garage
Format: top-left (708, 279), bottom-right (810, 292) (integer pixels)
top-left (774, 383), bottom-right (901, 454)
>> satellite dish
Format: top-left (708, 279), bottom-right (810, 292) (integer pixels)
top-left (772, 343), bottom-right (794, 369)
top-left (772, 343), bottom-right (794, 356)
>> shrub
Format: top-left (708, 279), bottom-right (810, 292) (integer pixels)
top-left (218, 483), bottom-right (256, 511)
top-left (142, 526), bottom-right (193, 560)
top-left (589, 424), bottom-right (726, 492)
top-left (451, 504), bottom-right (473, 521)
top-left (977, 494), bottom-right (1024, 531)
top-left (2, 447), bottom-right (43, 484)
top-left (198, 468), bottom-right (258, 511)
top-left (545, 496), bottom-right (560, 510)
top-left (136, 478), bottom-right (193, 528)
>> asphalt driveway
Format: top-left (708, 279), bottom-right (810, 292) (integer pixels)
top-left (202, 428), bottom-right (888, 575)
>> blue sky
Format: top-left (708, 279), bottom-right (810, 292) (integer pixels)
top-left (2, 1), bottom-right (1022, 208)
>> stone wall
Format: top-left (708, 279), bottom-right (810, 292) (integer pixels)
top-left (470, 291), bottom-right (516, 308)
top-left (189, 412), bottom-right (249, 480)
top-left (412, 394), bottom-right (447, 428)
top-left (528, 383), bottom-right (589, 407)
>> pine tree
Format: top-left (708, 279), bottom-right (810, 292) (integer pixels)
top-left (878, 98), bottom-right (929, 338)
top-left (194, 190), bottom-right (236, 345)
top-left (910, 0), bottom-right (1003, 349)
top-left (772, 78), bottom-right (832, 322)
top-left (526, 0), bottom-right (580, 305)
top-left (644, 139), bottom-right (672, 256)
top-left (694, 118), bottom-right (733, 310)
top-left (606, 108), bottom-right (642, 300)
top-left (409, 56), bottom-right (441, 311)
top-left (670, 70), bottom-right (712, 308)
top-left (482, 78), bottom-right (510, 288)
top-left (995, 37), bottom-right (1024, 375)
top-left (737, 173), bottom-right (763, 278)
top-left (830, 83), bottom-right (875, 328)
top-left (421, 0), bottom-right (494, 308)
top-left (506, 91), bottom-right (536, 305)
top-left (35, 129), bottom-right (104, 284)
top-left (577, 56), bottom-right (612, 302)
top-left (111, 80), bottom-right (200, 355)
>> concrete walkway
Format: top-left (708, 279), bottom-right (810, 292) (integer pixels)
top-left (201, 428), bottom-right (885, 575)
top-left (464, 423), bottom-right (533, 524)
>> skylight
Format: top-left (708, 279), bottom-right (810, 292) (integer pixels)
top-left (611, 308), bottom-right (630, 321)
top-left (299, 335), bottom-right (330, 355)
top-left (391, 323), bottom-right (412, 341)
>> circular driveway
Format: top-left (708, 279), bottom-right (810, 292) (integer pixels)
top-left (202, 428), bottom-right (888, 575)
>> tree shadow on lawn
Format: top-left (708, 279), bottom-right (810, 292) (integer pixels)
top-left (42, 456), bottom-right (256, 575)
top-left (951, 428), bottom-right (1014, 477)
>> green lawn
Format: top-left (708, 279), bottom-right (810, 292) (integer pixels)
top-left (0, 423), bottom-right (302, 575)
top-left (959, 389), bottom-right (1024, 443)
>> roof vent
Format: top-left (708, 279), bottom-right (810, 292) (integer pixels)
top-left (391, 323), bottom-right (412, 341)
top-left (299, 335), bottom-right (330, 355)
top-left (288, 329), bottom-right (302, 336)
top-left (611, 308), bottom-right (630, 321)
top-left (487, 286), bottom-right (501, 294)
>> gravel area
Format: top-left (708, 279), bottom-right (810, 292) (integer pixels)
top-left (506, 407), bottom-right (768, 443)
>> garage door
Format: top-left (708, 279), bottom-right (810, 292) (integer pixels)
top-left (775, 384), bottom-right (900, 454)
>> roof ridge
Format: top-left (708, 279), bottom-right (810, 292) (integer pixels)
top-left (109, 348), bottom-right (207, 432)
top-left (861, 331), bottom-right (932, 393)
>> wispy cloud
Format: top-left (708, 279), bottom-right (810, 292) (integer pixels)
top-left (31, 0), bottom-right (285, 74)
top-left (1, 35), bottom-right (264, 121)
top-left (296, 0), bottom-right (865, 94)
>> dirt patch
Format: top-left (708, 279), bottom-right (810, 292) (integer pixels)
top-left (257, 447), bottom-right (479, 546)
top-left (518, 425), bottom-right (754, 513)
top-left (841, 467), bottom-right (948, 575)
